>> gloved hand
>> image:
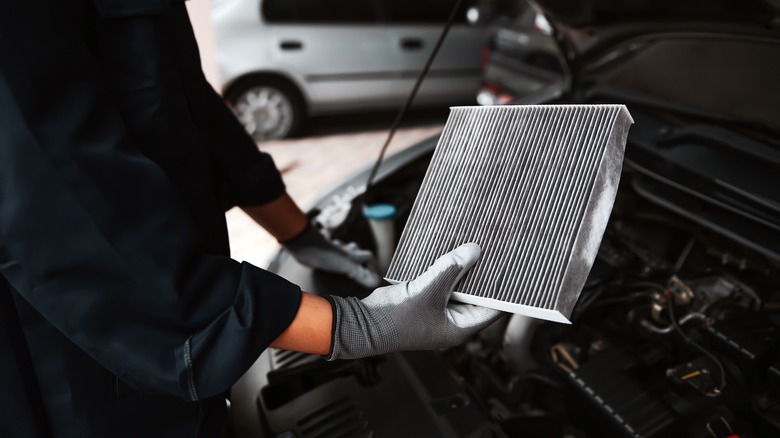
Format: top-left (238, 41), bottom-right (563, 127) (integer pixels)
top-left (282, 223), bottom-right (381, 288)
top-left (325, 242), bottom-right (503, 360)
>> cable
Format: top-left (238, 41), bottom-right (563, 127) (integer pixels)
top-left (706, 416), bottom-right (735, 438)
top-left (362, 0), bottom-right (466, 204)
top-left (666, 299), bottom-right (726, 397)
top-left (573, 280), bottom-right (665, 315)
top-left (640, 312), bottom-right (706, 334)
top-left (624, 281), bottom-right (666, 292)
top-left (587, 292), bottom-right (656, 309)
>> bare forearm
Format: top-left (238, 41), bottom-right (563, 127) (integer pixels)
top-left (246, 195), bottom-right (334, 354)
top-left (241, 193), bottom-right (308, 242)
top-left (270, 292), bottom-right (333, 355)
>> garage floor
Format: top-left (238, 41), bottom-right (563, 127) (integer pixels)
top-left (226, 124), bottom-right (444, 268)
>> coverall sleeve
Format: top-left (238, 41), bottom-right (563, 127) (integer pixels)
top-left (204, 83), bottom-right (289, 209)
top-left (0, 2), bottom-right (302, 401)
top-left (163, 2), bottom-right (288, 209)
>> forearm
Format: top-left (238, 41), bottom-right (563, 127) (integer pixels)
top-left (270, 292), bottom-right (333, 355)
top-left (241, 193), bottom-right (309, 242)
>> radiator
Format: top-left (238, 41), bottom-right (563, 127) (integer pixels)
top-left (385, 105), bottom-right (633, 323)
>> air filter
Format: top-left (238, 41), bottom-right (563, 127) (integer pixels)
top-left (385, 105), bottom-right (633, 323)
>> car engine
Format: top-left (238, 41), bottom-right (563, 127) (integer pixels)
top-left (236, 122), bottom-right (780, 437)
top-left (442, 175), bottom-right (780, 437)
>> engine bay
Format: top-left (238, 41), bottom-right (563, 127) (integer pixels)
top-left (441, 175), bottom-right (780, 437)
top-left (236, 112), bottom-right (780, 437)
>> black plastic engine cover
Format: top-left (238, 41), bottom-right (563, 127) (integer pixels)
top-left (256, 350), bottom-right (502, 438)
top-left (705, 308), bottom-right (780, 389)
top-left (564, 348), bottom-right (683, 437)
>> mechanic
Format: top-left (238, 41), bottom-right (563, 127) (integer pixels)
top-left (0, 1), bottom-right (501, 436)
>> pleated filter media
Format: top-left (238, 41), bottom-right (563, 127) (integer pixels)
top-left (385, 104), bottom-right (633, 323)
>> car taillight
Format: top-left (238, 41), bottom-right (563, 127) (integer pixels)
top-left (483, 82), bottom-right (500, 93)
top-left (480, 44), bottom-right (491, 70)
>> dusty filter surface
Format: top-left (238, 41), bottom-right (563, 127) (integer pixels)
top-left (385, 105), bottom-right (633, 323)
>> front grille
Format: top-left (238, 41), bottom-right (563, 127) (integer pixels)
top-left (385, 105), bottom-right (633, 323)
top-left (271, 349), bottom-right (317, 370)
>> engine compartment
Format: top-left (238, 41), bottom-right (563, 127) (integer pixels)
top-left (440, 176), bottom-right (780, 437)
top-left (353, 141), bottom-right (780, 436)
top-left (239, 110), bottom-right (780, 437)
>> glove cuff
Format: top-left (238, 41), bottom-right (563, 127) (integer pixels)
top-left (323, 295), bottom-right (339, 360)
top-left (324, 295), bottom-right (398, 361)
top-left (278, 221), bottom-right (314, 247)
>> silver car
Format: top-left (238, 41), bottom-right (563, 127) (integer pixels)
top-left (212, 0), bottom-right (489, 140)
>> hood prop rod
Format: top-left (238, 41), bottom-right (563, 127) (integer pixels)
top-left (361, 0), bottom-right (466, 206)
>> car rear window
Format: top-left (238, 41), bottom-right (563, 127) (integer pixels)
top-left (375, 0), bottom-right (468, 23)
top-left (262, 0), bottom-right (470, 24)
top-left (263, 0), bottom-right (378, 23)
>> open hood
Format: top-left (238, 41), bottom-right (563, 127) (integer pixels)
top-left (524, 0), bottom-right (780, 261)
top-left (531, 0), bottom-right (780, 59)
top-left (527, 0), bottom-right (780, 133)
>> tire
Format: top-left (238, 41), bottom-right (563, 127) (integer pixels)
top-left (226, 78), bottom-right (303, 141)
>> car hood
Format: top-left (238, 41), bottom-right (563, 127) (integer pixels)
top-left (530, 0), bottom-right (780, 60)
top-left (527, 0), bottom-right (780, 132)
top-left (523, 0), bottom-right (780, 260)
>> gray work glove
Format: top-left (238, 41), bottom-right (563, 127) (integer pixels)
top-left (282, 224), bottom-right (381, 288)
top-left (326, 242), bottom-right (503, 360)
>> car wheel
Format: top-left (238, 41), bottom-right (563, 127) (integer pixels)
top-left (227, 79), bottom-right (302, 141)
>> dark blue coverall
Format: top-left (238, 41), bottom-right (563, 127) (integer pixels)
top-left (0, 0), bottom-right (303, 436)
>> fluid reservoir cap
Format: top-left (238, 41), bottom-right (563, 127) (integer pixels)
top-left (363, 203), bottom-right (397, 221)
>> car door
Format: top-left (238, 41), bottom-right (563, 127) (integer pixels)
top-left (261, 0), bottom-right (402, 114)
top-left (377, 0), bottom-right (488, 107)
